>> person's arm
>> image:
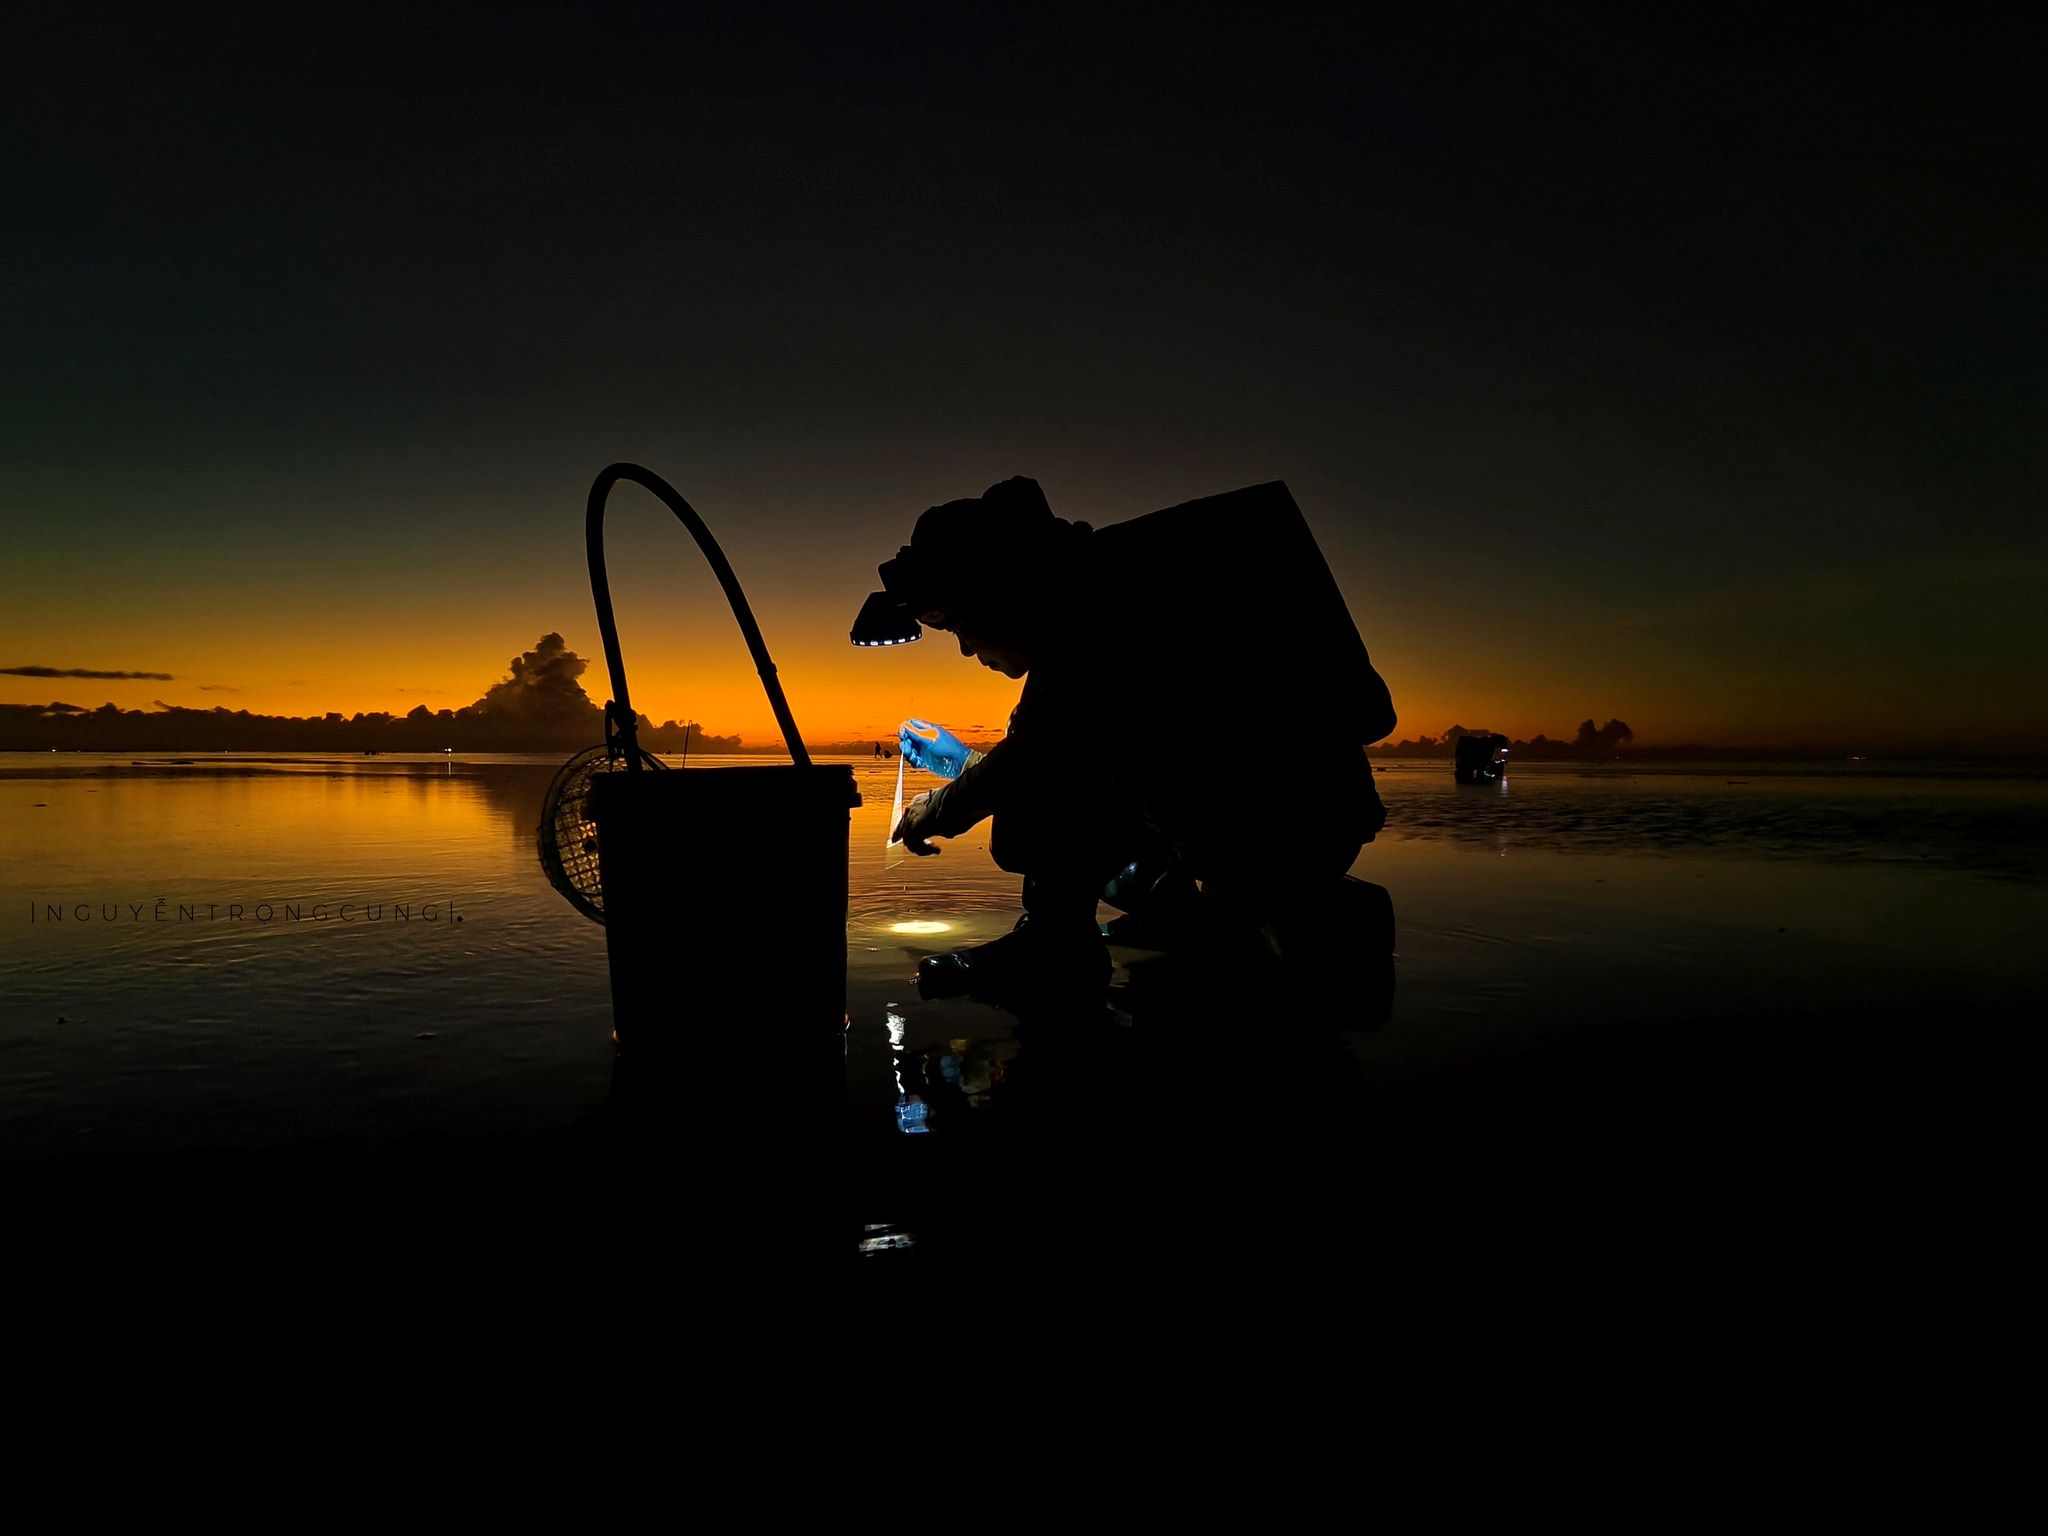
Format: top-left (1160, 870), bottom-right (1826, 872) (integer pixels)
top-left (907, 740), bottom-right (1008, 840)
top-left (895, 682), bottom-right (1063, 850)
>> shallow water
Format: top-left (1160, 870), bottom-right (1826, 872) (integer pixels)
top-left (1, 751), bottom-right (2041, 1171)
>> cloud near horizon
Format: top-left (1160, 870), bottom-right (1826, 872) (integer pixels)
top-left (467, 632), bottom-right (601, 727)
top-left (3, 664), bottom-right (174, 680)
top-left (0, 634), bottom-right (736, 751)
top-left (1572, 718), bottom-right (1636, 752)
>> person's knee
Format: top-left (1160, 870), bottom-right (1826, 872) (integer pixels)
top-left (991, 837), bottom-right (1029, 876)
top-left (989, 810), bottom-right (1038, 875)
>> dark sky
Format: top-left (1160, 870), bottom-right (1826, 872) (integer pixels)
top-left (4, 3), bottom-right (2041, 747)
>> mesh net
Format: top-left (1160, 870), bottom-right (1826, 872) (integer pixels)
top-left (537, 745), bottom-right (665, 925)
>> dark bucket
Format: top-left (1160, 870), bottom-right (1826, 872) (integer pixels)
top-left (592, 763), bottom-right (859, 1053)
top-left (579, 466), bottom-right (864, 1265)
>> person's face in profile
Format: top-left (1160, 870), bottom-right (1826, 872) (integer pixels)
top-left (922, 608), bottom-right (1030, 679)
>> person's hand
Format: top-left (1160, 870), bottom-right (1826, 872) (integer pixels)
top-left (900, 718), bottom-right (971, 779)
top-left (891, 790), bottom-right (943, 855)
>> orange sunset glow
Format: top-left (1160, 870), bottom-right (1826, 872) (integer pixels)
top-left (2, 6), bottom-right (2036, 760)
top-left (3, 504), bottom-right (2031, 754)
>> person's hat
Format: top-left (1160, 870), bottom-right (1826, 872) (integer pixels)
top-left (852, 477), bottom-right (1081, 646)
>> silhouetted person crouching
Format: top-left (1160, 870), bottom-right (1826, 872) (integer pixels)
top-left (850, 476), bottom-right (1395, 1001)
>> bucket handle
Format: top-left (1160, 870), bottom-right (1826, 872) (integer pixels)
top-left (586, 463), bottom-right (811, 770)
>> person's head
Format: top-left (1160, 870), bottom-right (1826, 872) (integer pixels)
top-left (918, 602), bottom-right (1032, 679)
top-left (875, 477), bottom-right (1090, 678)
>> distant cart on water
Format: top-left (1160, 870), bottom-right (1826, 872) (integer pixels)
top-left (1454, 732), bottom-right (1509, 785)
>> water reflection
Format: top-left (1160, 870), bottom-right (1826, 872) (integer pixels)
top-left (866, 885), bottom-right (1398, 1148)
top-left (847, 904), bottom-right (1401, 1271)
top-left (8, 752), bottom-right (2044, 1272)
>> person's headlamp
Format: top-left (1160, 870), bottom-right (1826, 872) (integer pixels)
top-left (849, 551), bottom-right (925, 647)
top-left (850, 589), bottom-right (921, 647)
top-left (850, 476), bottom-right (1071, 649)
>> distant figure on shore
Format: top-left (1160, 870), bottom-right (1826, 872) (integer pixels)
top-left (851, 476), bottom-right (1395, 1000)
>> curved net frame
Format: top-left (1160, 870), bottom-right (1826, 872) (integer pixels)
top-left (537, 746), bottom-right (666, 924)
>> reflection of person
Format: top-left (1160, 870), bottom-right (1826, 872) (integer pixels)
top-left (865, 476), bottom-right (1395, 999)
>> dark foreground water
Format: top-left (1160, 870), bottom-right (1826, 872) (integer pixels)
top-left (2, 752), bottom-right (2040, 1276)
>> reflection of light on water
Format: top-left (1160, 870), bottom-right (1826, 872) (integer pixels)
top-left (859, 1223), bottom-right (915, 1254)
top-left (887, 1009), bottom-right (908, 1098)
top-left (885, 1008), bottom-right (929, 1134)
top-left (889, 920), bottom-right (952, 935)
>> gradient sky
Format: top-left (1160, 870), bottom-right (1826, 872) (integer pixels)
top-left (4, 5), bottom-right (2041, 750)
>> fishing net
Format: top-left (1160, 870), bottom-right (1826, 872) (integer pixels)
top-left (537, 745), bottom-right (667, 924)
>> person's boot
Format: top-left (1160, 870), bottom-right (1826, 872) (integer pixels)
top-left (1252, 877), bottom-right (1397, 1026)
top-left (916, 911), bottom-right (1111, 1003)
top-left (1262, 876), bottom-right (1396, 960)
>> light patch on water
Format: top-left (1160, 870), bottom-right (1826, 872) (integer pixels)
top-left (888, 920), bottom-right (952, 936)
